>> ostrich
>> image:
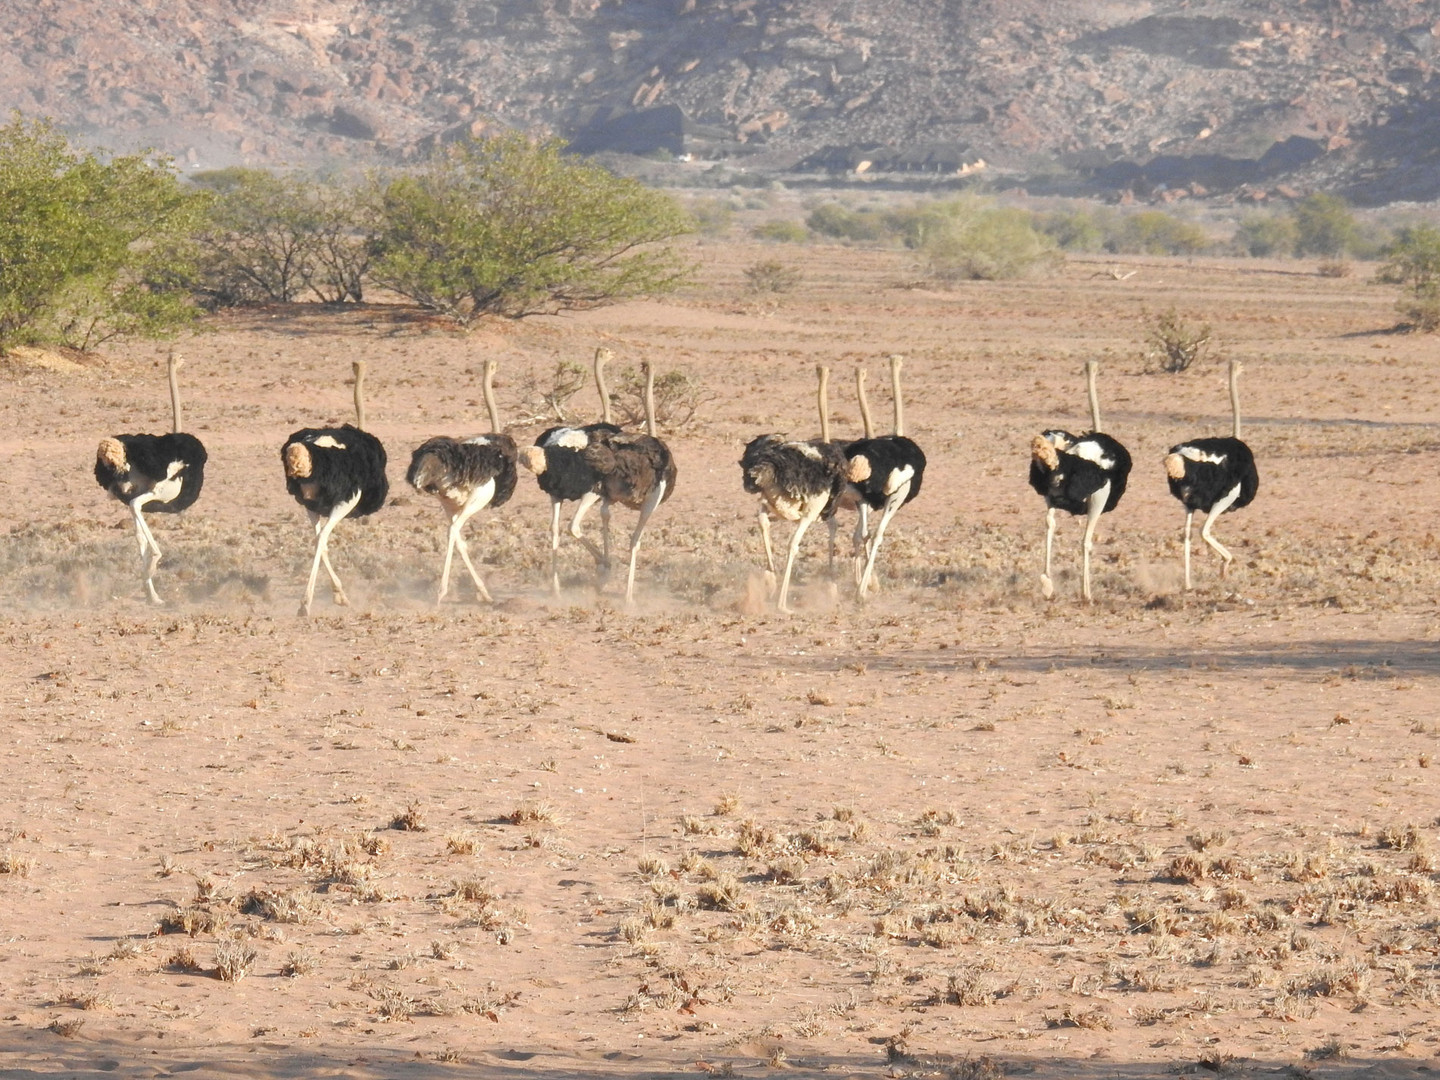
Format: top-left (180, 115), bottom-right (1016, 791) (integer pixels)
top-left (406, 357), bottom-right (518, 603)
top-left (518, 347), bottom-right (624, 594)
top-left (94, 351), bottom-right (208, 604)
top-left (281, 360), bottom-right (389, 616)
top-left (843, 354), bottom-right (927, 598)
top-left (1164, 359), bottom-right (1259, 589)
top-left (1029, 360), bottom-right (1132, 603)
top-left (740, 364), bottom-right (852, 614)
top-left (580, 360), bottom-right (678, 604)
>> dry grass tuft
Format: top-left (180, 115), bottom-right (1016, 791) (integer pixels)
top-left (0, 849), bottom-right (35, 877)
top-left (214, 940), bottom-right (257, 982)
top-left (390, 802), bottom-right (427, 831)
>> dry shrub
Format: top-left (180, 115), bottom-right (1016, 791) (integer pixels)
top-left (509, 801), bottom-right (560, 826)
top-left (696, 873), bottom-right (744, 911)
top-left (214, 940), bottom-right (257, 982)
top-left (0, 849), bottom-right (34, 877)
top-left (390, 802), bottom-right (427, 831)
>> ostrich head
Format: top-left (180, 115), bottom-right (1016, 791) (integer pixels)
top-left (1031, 434), bottom-right (1060, 471)
top-left (97, 438), bottom-right (127, 472)
top-left (283, 442), bottom-right (313, 479)
top-left (518, 446), bottom-right (548, 475)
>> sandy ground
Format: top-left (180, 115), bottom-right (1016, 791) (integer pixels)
top-left (2, 240), bottom-right (1440, 1079)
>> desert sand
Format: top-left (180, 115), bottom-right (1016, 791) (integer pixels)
top-left (1, 239), bottom-right (1438, 1079)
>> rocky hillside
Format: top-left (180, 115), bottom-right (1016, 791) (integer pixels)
top-left (3, 0), bottom-right (1439, 203)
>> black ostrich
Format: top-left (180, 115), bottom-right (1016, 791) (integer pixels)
top-left (740, 365), bottom-right (852, 614)
top-left (580, 361), bottom-right (678, 604)
top-left (94, 352), bottom-right (208, 604)
top-left (518, 347), bottom-right (623, 593)
top-left (281, 361), bottom-right (389, 616)
top-left (843, 355), bottom-right (927, 598)
top-left (1029, 360), bottom-right (1132, 603)
top-left (1164, 359), bottom-right (1259, 589)
top-left (407, 358), bottom-right (518, 604)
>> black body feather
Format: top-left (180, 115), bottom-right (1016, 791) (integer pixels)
top-left (584, 433), bottom-right (678, 510)
top-left (1167, 437), bottom-right (1258, 513)
top-left (282, 424), bottom-right (389, 517)
top-left (843, 435), bottom-right (926, 508)
top-left (533, 423), bottom-right (623, 503)
top-left (407, 435), bottom-right (518, 508)
top-left (95, 432), bottom-right (207, 513)
top-left (1030, 431), bottom-right (1131, 515)
top-left (740, 435), bottom-right (848, 519)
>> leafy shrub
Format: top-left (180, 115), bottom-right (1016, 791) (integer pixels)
top-left (1145, 307), bottom-right (1212, 373)
top-left (751, 220), bottom-right (808, 243)
top-left (190, 168), bottom-right (373, 306)
top-left (1396, 284), bottom-right (1440, 333)
top-left (369, 134), bottom-right (693, 323)
top-left (1034, 209), bottom-right (1108, 252)
top-left (611, 366), bottom-right (715, 428)
top-left (1316, 259), bottom-right (1352, 278)
top-left (920, 200), bottom-right (1057, 281)
top-left (743, 259), bottom-right (802, 292)
top-left (1235, 214), bottom-right (1298, 258)
top-left (0, 113), bottom-right (203, 353)
top-left (687, 198), bottom-right (734, 237)
top-left (1376, 225), bottom-right (1440, 289)
top-left (1109, 211), bottom-right (1209, 256)
top-left (806, 203), bottom-right (889, 242)
top-left (1292, 193), bottom-right (1357, 258)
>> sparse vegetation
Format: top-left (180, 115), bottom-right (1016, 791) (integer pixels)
top-left (368, 133), bottom-right (693, 323)
top-left (1145, 306), bottom-right (1213, 372)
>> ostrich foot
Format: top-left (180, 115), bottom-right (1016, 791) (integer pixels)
top-left (1040, 574), bottom-right (1055, 600)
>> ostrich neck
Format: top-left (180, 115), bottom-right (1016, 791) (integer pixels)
top-left (1086, 362), bottom-right (1102, 432)
top-left (817, 366), bottom-right (831, 443)
top-left (890, 358), bottom-right (905, 437)
top-left (353, 361), bottom-right (367, 428)
top-left (855, 369), bottom-right (874, 439)
top-left (643, 365), bottom-right (657, 438)
top-left (483, 361), bottom-right (502, 433)
top-left (167, 358), bottom-right (183, 433)
top-left (595, 358), bottom-right (612, 426)
top-left (1230, 365), bottom-right (1242, 440)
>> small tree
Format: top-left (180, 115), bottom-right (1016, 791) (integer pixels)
top-left (1380, 225), bottom-right (1440, 332)
top-left (1145, 307), bottom-right (1212, 373)
top-left (1376, 225), bottom-right (1440, 289)
top-left (920, 199), bottom-right (1057, 281)
top-left (369, 134), bottom-right (693, 323)
top-left (1292, 193), bottom-right (1357, 259)
top-left (0, 113), bottom-right (203, 353)
top-left (1234, 213), bottom-right (1298, 258)
top-left (190, 169), bottom-right (373, 306)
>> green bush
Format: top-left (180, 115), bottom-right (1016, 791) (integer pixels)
top-left (751, 220), bottom-right (808, 243)
top-left (190, 168), bottom-right (373, 306)
top-left (370, 134), bottom-right (693, 323)
top-left (1292, 193), bottom-right (1357, 258)
top-left (1108, 211), bottom-right (1209, 256)
top-left (919, 199), bottom-right (1057, 281)
top-left (1235, 213), bottom-right (1298, 258)
top-left (1376, 225), bottom-right (1440, 289)
top-left (1034, 209), bottom-right (1108, 252)
top-left (687, 198), bottom-right (735, 237)
top-left (806, 203), bottom-right (889, 242)
top-left (0, 113), bottom-right (203, 353)
top-left (743, 259), bottom-right (802, 292)
top-left (1396, 283), bottom-right (1440, 332)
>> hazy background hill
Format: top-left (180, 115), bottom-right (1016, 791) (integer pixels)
top-left (4, 0), bottom-right (1440, 202)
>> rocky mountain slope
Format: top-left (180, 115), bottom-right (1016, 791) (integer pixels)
top-left (3, 0), bottom-right (1439, 202)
